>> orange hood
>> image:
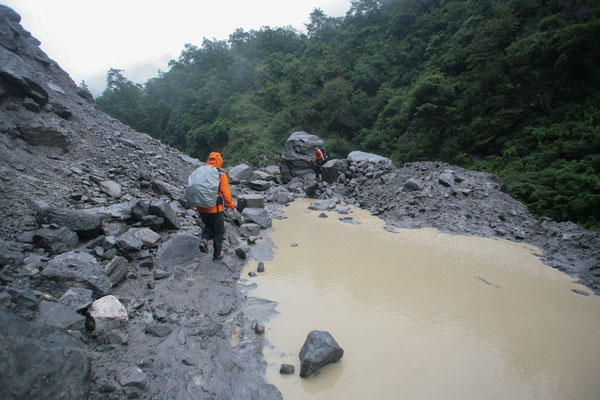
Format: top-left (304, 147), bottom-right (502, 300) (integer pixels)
top-left (206, 152), bottom-right (223, 168)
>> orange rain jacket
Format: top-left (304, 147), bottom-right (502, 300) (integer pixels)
top-left (314, 148), bottom-right (324, 162)
top-left (195, 152), bottom-right (236, 214)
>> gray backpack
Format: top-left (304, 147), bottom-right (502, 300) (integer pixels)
top-left (185, 165), bottom-right (220, 208)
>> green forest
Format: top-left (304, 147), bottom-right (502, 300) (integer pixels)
top-left (95, 0), bottom-right (600, 230)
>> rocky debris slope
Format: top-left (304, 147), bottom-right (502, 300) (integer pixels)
top-left (0, 7), bottom-right (285, 399)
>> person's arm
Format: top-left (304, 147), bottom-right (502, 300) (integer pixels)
top-left (219, 174), bottom-right (236, 211)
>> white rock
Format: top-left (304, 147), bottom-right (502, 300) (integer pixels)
top-left (89, 295), bottom-right (128, 332)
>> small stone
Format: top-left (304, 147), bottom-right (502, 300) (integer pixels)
top-left (235, 247), bottom-right (247, 259)
top-left (248, 271), bottom-right (258, 278)
top-left (280, 364), bottom-right (295, 375)
top-left (257, 262), bottom-right (265, 273)
top-left (182, 358), bottom-right (196, 366)
top-left (254, 322), bottom-right (265, 334)
top-left (318, 213), bottom-right (328, 218)
top-left (145, 324), bottom-right (172, 338)
top-left (291, 243), bottom-right (298, 247)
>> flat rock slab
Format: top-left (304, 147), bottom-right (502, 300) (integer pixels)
top-left (36, 301), bottom-right (86, 332)
top-left (155, 233), bottom-right (202, 271)
top-left (242, 208), bottom-right (271, 229)
top-left (36, 206), bottom-right (104, 237)
top-left (40, 250), bottom-right (112, 298)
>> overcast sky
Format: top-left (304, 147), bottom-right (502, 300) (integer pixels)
top-left (4, 0), bottom-right (352, 95)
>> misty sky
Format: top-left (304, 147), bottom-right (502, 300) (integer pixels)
top-left (4, 0), bottom-right (352, 95)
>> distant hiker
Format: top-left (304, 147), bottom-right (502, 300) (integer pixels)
top-left (313, 146), bottom-right (326, 180)
top-left (185, 152), bottom-right (236, 260)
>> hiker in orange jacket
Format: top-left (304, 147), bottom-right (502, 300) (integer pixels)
top-left (313, 147), bottom-right (325, 180)
top-left (196, 152), bottom-right (236, 260)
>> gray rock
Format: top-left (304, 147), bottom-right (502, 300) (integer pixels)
top-left (402, 178), bottom-right (423, 192)
top-left (303, 181), bottom-right (319, 198)
top-left (280, 131), bottom-right (323, 182)
top-left (265, 165), bottom-right (280, 176)
top-left (299, 330), bottom-right (344, 377)
top-left (151, 180), bottom-right (183, 201)
top-left (149, 200), bottom-right (181, 230)
top-left (33, 226), bottom-right (79, 255)
top-left (280, 364), bottom-right (295, 375)
top-left (257, 262), bottom-right (265, 273)
top-left (322, 159), bottom-right (348, 183)
top-left (228, 163), bottom-right (256, 183)
top-left (50, 102), bottom-right (71, 119)
top-left (438, 169), bottom-right (455, 187)
top-left (103, 256), bottom-right (129, 286)
top-left (116, 228), bottom-right (144, 254)
top-left (249, 179), bottom-right (272, 191)
top-left (36, 301), bottom-right (86, 331)
top-left (131, 200), bottom-right (150, 221)
top-left (240, 223), bottom-right (261, 237)
top-left (58, 287), bottom-right (94, 311)
top-left (17, 121), bottom-right (69, 148)
top-left (254, 322), bottom-right (265, 334)
top-left (237, 194), bottom-right (264, 212)
top-left (145, 324), bottom-right (172, 338)
top-left (98, 181), bottom-right (122, 198)
top-left (337, 205), bottom-right (351, 214)
top-left (117, 366), bottom-right (148, 390)
top-left (347, 151), bottom-right (392, 165)
top-left (0, 48), bottom-right (49, 107)
top-left (235, 247), bottom-right (247, 259)
top-left (0, 309), bottom-right (90, 400)
top-left (276, 191), bottom-right (294, 205)
top-left (319, 212), bottom-right (328, 218)
top-left (40, 251), bottom-right (112, 298)
top-left (308, 199), bottom-right (337, 211)
top-left (36, 206), bottom-right (104, 238)
top-left (241, 208), bottom-right (271, 229)
top-left (155, 233), bottom-right (201, 271)
top-left (89, 295), bottom-right (128, 333)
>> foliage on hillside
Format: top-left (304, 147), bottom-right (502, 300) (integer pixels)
top-left (96, 0), bottom-right (600, 230)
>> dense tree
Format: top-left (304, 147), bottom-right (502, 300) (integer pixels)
top-left (96, 0), bottom-right (600, 230)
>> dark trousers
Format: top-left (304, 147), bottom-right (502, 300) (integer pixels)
top-left (314, 160), bottom-right (324, 179)
top-left (199, 211), bottom-right (225, 258)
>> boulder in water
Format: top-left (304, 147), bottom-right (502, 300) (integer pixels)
top-left (299, 330), bottom-right (344, 377)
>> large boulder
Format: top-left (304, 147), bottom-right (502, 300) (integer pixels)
top-left (280, 131), bottom-right (323, 183)
top-left (98, 181), bottom-right (122, 198)
top-left (321, 159), bottom-right (348, 183)
top-left (148, 200), bottom-right (180, 230)
top-left (36, 206), bottom-right (104, 238)
top-left (33, 226), bottom-right (79, 255)
top-left (0, 44), bottom-right (49, 107)
top-left (35, 301), bottom-right (86, 332)
top-left (237, 194), bottom-right (265, 212)
top-left (242, 208), bottom-right (271, 229)
top-left (347, 151), bottom-right (392, 165)
top-left (299, 330), bottom-right (344, 377)
top-left (228, 163), bottom-right (256, 183)
top-left (40, 251), bottom-right (112, 298)
top-left (0, 309), bottom-right (91, 400)
top-left (16, 121), bottom-right (69, 148)
top-left (151, 180), bottom-right (183, 201)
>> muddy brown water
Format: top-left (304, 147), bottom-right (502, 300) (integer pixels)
top-left (242, 199), bottom-right (600, 400)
